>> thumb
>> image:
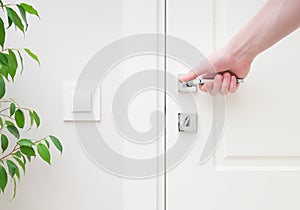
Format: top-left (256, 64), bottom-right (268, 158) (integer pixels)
top-left (179, 70), bottom-right (198, 82)
top-left (180, 56), bottom-right (218, 82)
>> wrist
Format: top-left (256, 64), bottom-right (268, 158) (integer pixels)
top-left (225, 36), bottom-right (259, 62)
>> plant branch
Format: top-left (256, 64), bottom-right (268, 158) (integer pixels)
top-left (0, 99), bottom-right (11, 103)
top-left (0, 144), bottom-right (19, 162)
top-left (0, 106), bottom-right (32, 113)
top-left (0, 113), bottom-right (15, 120)
top-left (0, 4), bottom-right (16, 8)
top-left (0, 98), bottom-right (20, 106)
top-left (0, 136), bottom-right (48, 161)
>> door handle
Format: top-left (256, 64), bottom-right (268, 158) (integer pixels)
top-left (183, 77), bottom-right (244, 88)
top-left (178, 74), bottom-right (244, 92)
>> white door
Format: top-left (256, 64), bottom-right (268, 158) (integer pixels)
top-left (166, 0), bottom-right (300, 210)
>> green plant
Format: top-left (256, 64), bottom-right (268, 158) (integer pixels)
top-left (0, 1), bottom-right (62, 199)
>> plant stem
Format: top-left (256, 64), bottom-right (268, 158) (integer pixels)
top-left (0, 99), bottom-right (11, 103)
top-left (0, 144), bottom-right (19, 161)
top-left (0, 106), bottom-right (32, 113)
top-left (0, 98), bottom-right (20, 106)
top-left (0, 4), bottom-right (16, 8)
top-left (0, 113), bottom-right (15, 120)
top-left (0, 137), bottom-right (48, 161)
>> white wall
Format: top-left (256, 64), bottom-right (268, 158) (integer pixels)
top-left (1, 0), bottom-right (126, 209)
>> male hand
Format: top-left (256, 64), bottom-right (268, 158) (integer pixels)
top-left (179, 47), bottom-right (252, 95)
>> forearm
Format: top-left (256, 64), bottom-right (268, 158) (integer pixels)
top-left (226, 0), bottom-right (300, 61)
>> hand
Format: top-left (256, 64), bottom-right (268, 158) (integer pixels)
top-left (180, 47), bottom-right (252, 95)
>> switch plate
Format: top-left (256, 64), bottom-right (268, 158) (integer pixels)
top-left (72, 91), bottom-right (92, 113)
top-left (64, 83), bottom-right (100, 121)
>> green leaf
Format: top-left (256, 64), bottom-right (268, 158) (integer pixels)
top-left (0, 165), bottom-right (8, 192)
top-left (6, 160), bottom-right (17, 177)
top-left (12, 177), bottom-right (17, 200)
top-left (0, 117), bottom-right (3, 127)
top-left (20, 146), bottom-right (35, 156)
top-left (6, 7), bottom-right (24, 32)
top-left (13, 151), bottom-right (22, 158)
top-left (7, 50), bottom-right (18, 81)
top-left (44, 139), bottom-right (50, 148)
top-left (1, 134), bottom-right (8, 152)
top-left (49, 135), bottom-right (63, 154)
top-left (13, 156), bottom-right (26, 175)
top-left (0, 0), bottom-right (3, 7)
top-left (11, 159), bottom-right (21, 181)
top-left (0, 64), bottom-right (9, 79)
top-left (17, 5), bottom-right (28, 30)
top-left (15, 109), bottom-right (25, 128)
top-left (5, 120), bottom-right (14, 126)
top-left (20, 3), bottom-right (40, 18)
top-left (24, 48), bottom-right (40, 65)
top-left (7, 125), bottom-right (20, 139)
top-left (0, 75), bottom-right (5, 99)
top-left (7, 160), bottom-right (20, 181)
top-left (10, 102), bottom-right (16, 116)
top-left (15, 165), bottom-right (20, 180)
top-left (37, 143), bottom-right (51, 164)
top-left (20, 154), bottom-right (27, 164)
top-left (25, 155), bottom-right (31, 162)
top-left (29, 110), bottom-right (34, 127)
top-left (7, 15), bottom-right (13, 29)
top-left (17, 139), bottom-right (33, 147)
top-left (0, 53), bottom-right (8, 66)
top-left (0, 18), bottom-right (5, 49)
top-left (17, 50), bottom-right (24, 73)
top-left (32, 111), bottom-right (40, 127)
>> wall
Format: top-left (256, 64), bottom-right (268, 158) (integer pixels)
top-left (1, 0), bottom-right (125, 209)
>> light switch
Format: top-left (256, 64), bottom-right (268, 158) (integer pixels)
top-left (64, 83), bottom-right (100, 121)
top-left (72, 91), bottom-right (92, 113)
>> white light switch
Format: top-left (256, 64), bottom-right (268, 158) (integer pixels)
top-left (64, 83), bottom-right (100, 121)
top-left (72, 91), bottom-right (92, 113)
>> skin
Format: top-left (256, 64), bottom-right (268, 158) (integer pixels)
top-left (180, 0), bottom-right (300, 95)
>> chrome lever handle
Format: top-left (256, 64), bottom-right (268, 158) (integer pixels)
top-left (183, 77), bottom-right (244, 88)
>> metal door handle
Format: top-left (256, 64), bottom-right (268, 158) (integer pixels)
top-left (183, 77), bottom-right (244, 88)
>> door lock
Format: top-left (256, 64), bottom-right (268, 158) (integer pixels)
top-left (178, 113), bottom-right (197, 132)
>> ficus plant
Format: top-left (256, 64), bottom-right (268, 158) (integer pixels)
top-left (0, 0), bottom-right (63, 199)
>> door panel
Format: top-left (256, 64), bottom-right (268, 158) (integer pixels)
top-left (215, 0), bottom-right (300, 169)
top-left (167, 1), bottom-right (300, 210)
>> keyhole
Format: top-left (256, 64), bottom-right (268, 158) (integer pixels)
top-left (183, 116), bottom-right (190, 127)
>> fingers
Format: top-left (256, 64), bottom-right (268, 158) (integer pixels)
top-left (210, 75), bottom-right (223, 95)
top-left (199, 84), bottom-right (208, 92)
top-left (199, 73), bottom-right (240, 95)
top-left (229, 75), bottom-right (239, 93)
top-left (220, 72), bottom-right (231, 95)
